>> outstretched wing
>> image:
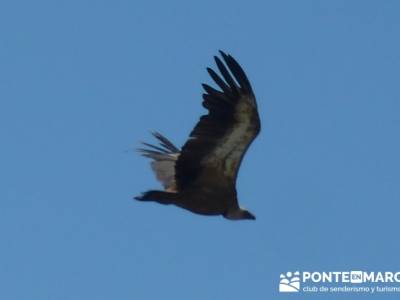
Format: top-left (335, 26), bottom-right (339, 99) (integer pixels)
top-left (175, 51), bottom-right (260, 190)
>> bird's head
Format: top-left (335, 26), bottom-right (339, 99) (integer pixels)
top-left (224, 207), bottom-right (256, 221)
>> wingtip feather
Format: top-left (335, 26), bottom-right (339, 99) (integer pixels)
top-left (219, 50), bottom-right (227, 57)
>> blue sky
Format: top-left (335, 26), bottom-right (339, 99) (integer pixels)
top-left (1, 0), bottom-right (399, 299)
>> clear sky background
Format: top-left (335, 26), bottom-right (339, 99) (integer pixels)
top-left (1, 1), bottom-right (399, 299)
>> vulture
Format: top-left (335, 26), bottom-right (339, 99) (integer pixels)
top-left (135, 51), bottom-right (261, 220)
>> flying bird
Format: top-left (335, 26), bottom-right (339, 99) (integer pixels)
top-left (135, 51), bottom-right (261, 220)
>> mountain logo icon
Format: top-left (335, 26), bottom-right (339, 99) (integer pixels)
top-left (279, 271), bottom-right (301, 292)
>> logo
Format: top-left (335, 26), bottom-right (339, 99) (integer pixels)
top-left (350, 271), bottom-right (363, 283)
top-left (279, 271), bottom-right (300, 292)
top-left (278, 270), bottom-right (400, 294)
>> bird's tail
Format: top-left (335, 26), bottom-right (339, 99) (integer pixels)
top-left (134, 190), bottom-right (180, 205)
top-left (137, 132), bottom-right (179, 191)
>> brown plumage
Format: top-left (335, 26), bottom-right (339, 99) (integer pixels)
top-left (135, 51), bottom-right (260, 220)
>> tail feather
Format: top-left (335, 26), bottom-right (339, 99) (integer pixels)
top-left (134, 190), bottom-right (179, 205)
top-left (137, 132), bottom-right (180, 191)
top-left (152, 131), bottom-right (179, 153)
top-left (141, 142), bottom-right (170, 154)
top-left (137, 148), bottom-right (176, 161)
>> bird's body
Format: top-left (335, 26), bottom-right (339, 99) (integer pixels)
top-left (136, 51), bottom-right (260, 221)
